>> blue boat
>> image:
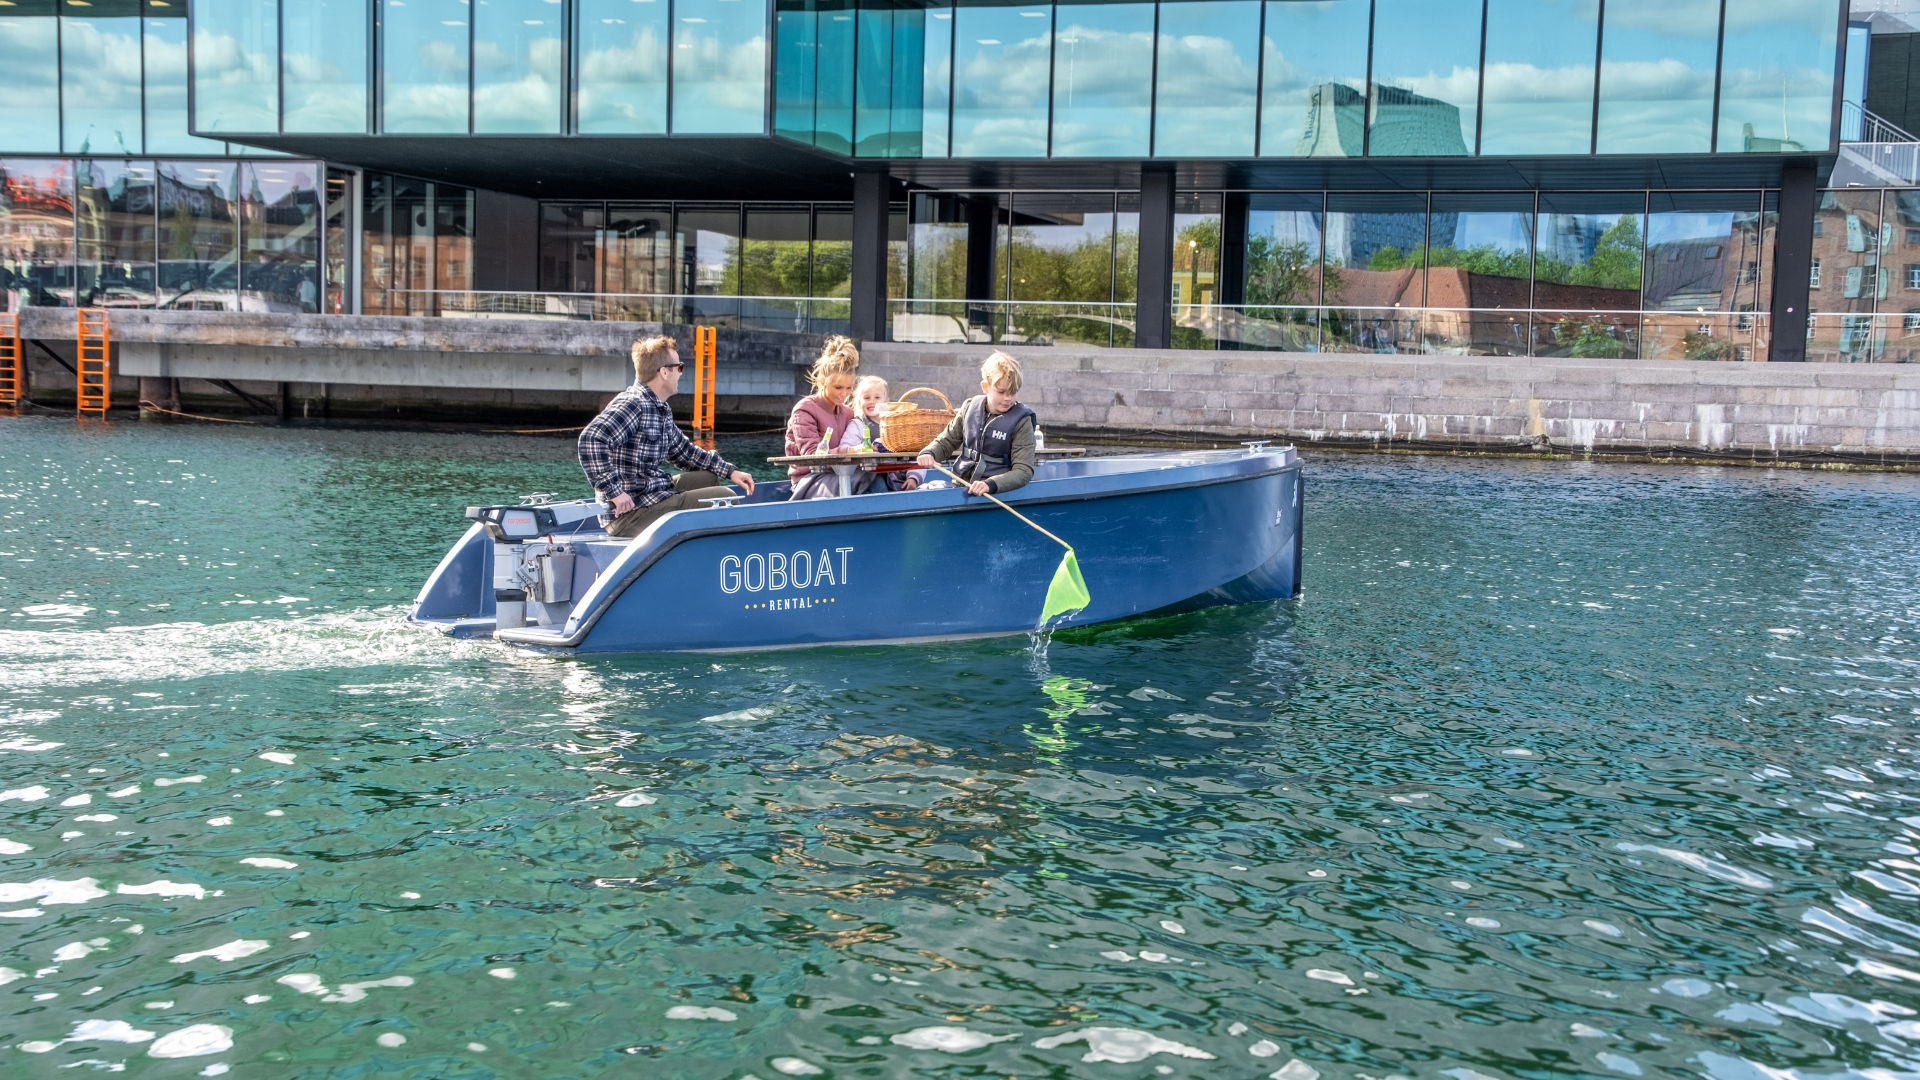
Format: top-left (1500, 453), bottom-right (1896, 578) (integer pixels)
top-left (409, 445), bottom-right (1303, 652)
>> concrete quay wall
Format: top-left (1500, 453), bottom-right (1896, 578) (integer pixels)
top-left (866, 343), bottom-right (1920, 466)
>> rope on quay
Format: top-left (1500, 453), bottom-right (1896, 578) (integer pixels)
top-left (138, 400), bottom-right (260, 425)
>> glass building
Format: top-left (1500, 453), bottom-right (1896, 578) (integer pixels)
top-left (0, 0), bottom-right (1866, 360)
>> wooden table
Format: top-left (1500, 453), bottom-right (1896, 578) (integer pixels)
top-left (766, 448), bottom-right (1086, 496)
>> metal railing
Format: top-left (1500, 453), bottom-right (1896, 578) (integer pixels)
top-left (1843, 100), bottom-right (1920, 145)
top-left (365, 289), bottom-right (852, 334)
top-left (886, 299), bottom-right (1775, 361)
top-left (1838, 102), bottom-right (1920, 186)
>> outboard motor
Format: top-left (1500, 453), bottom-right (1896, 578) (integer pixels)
top-left (468, 504), bottom-right (578, 630)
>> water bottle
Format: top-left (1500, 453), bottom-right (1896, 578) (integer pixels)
top-left (1034, 426), bottom-right (1047, 452)
top-left (861, 420), bottom-right (874, 452)
top-left (816, 428), bottom-right (834, 455)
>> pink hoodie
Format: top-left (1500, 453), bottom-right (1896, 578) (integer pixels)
top-left (784, 395), bottom-right (855, 480)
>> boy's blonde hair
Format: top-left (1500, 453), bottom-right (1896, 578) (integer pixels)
top-left (631, 335), bottom-right (679, 382)
top-left (806, 335), bottom-right (861, 395)
top-left (853, 374), bottom-right (888, 398)
top-left (980, 350), bottom-right (1022, 393)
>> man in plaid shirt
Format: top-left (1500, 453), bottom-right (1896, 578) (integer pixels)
top-left (578, 335), bottom-right (756, 538)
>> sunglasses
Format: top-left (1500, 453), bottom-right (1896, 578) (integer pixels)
top-left (663, 362), bottom-right (685, 370)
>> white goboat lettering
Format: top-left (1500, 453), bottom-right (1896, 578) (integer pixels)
top-left (721, 547), bottom-right (856, 597)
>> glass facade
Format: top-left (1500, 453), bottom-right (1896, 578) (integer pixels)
top-left (1478, 0), bottom-right (1597, 157)
top-left (1153, 2), bottom-right (1259, 158)
top-left (1051, 3), bottom-right (1152, 158)
top-left (283, 0), bottom-right (369, 132)
top-left (1809, 189), bottom-right (1920, 363)
top-left (672, 0), bottom-right (769, 134)
top-left (1717, 0), bottom-right (1842, 153)
top-left (578, 0), bottom-right (670, 134)
top-left (1595, 0), bottom-right (1720, 154)
top-left (1259, 0), bottom-right (1369, 157)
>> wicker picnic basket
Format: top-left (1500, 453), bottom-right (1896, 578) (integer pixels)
top-left (877, 388), bottom-right (956, 453)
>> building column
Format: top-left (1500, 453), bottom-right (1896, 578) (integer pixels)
top-left (1135, 166), bottom-right (1176, 350)
top-left (1770, 162), bottom-right (1818, 363)
top-left (965, 195), bottom-right (998, 334)
top-left (850, 169), bottom-right (891, 343)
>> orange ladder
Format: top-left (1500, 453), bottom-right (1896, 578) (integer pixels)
top-left (0, 312), bottom-right (19, 406)
top-left (691, 325), bottom-right (717, 444)
top-left (77, 308), bottom-right (109, 416)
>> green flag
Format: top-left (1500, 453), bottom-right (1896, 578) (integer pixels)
top-left (1040, 548), bottom-right (1091, 626)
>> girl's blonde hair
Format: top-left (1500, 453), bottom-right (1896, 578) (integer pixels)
top-left (806, 335), bottom-right (861, 396)
top-left (980, 350), bottom-right (1022, 393)
top-left (853, 374), bottom-right (888, 398)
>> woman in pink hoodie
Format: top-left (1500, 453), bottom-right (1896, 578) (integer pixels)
top-left (784, 336), bottom-right (864, 499)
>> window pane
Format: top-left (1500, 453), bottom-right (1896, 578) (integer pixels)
top-left (2, 159), bottom-right (74, 308)
top-left (475, 0), bottom-right (562, 133)
top-left (324, 168), bottom-right (351, 314)
top-left (887, 10), bottom-right (926, 157)
top-left (383, 0), bottom-right (470, 133)
top-left (1245, 194), bottom-right (1322, 306)
top-left (907, 193), bottom-right (968, 299)
top-left (921, 8), bottom-right (952, 156)
top-left (773, 0), bottom-right (817, 143)
top-left (1368, 0), bottom-right (1478, 156)
top-left (143, 7), bottom-right (228, 154)
top-left (1154, 1), bottom-right (1259, 157)
top-left (1050, 2), bottom-right (1152, 158)
top-left (1596, 0), bottom-right (1718, 154)
top-left (539, 203), bottom-right (604, 292)
top-left (579, 0), bottom-right (668, 134)
top-left (1323, 192), bottom-right (1425, 352)
top-left (63, 9), bottom-right (145, 154)
top-left (951, 5), bottom-right (1049, 158)
top-left (239, 162), bottom-right (321, 313)
top-left (1535, 192), bottom-right (1644, 358)
top-left (362, 173), bottom-right (392, 313)
top-left (855, 5), bottom-right (895, 155)
top-left (742, 206), bottom-right (812, 297)
top-left (813, 207), bottom-right (852, 297)
top-left (388, 178), bottom-right (434, 313)
top-left (1810, 189), bottom-right (1879, 315)
top-left (1642, 191), bottom-right (1764, 361)
top-left (1261, 0), bottom-right (1369, 157)
top-left (284, 0), bottom-right (370, 132)
top-left (1479, 0), bottom-right (1596, 156)
top-left (605, 203), bottom-right (673, 294)
top-left (435, 184), bottom-right (473, 292)
top-left (77, 158), bottom-right (156, 309)
top-left (1717, 0), bottom-right (1843, 152)
top-left (0, 7), bottom-right (59, 154)
top-left (674, 206), bottom-right (742, 295)
top-left (1172, 192), bottom-right (1222, 348)
top-left (1427, 192), bottom-right (1533, 355)
top-left (157, 161), bottom-right (238, 311)
top-left (673, 0), bottom-right (768, 134)
top-left (808, 0), bottom-right (854, 152)
top-left (192, 0), bottom-right (279, 132)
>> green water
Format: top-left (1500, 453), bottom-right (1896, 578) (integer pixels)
top-left (3, 415), bottom-right (1920, 1079)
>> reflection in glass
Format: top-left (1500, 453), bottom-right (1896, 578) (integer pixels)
top-left (388, 178), bottom-right (434, 314)
top-left (0, 6), bottom-right (59, 154)
top-left (951, 5), bottom-right (1050, 157)
top-left (1717, 0), bottom-right (1842, 152)
top-left (675, 205), bottom-right (742, 297)
top-left (773, 0), bottom-right (818, 143)
top-left (809, 0), bottom-right (854, 152)
top-left (1172, 193), bottom-right (1222, 348)
top-left (1368, 0), bottom-right (1478, 155)
top-left (907, 193), bottom-right (969, 300)
top-left (674, 0), bottom-right (769, 133)
top-left (1425, 193), bottom-right (1533, 355)
top-left (473, 0), bottom-right (562, 133)
top-left (742, 207), bottom-right (813, 299)
top-left (1534, 192), bottom-right (1644, 357)
top-left (1243, 193), bottom-right (1323, 350)
top-left (1876, 193), bottom-right (1920, 361)
top-left (77, 158), bottom-right (156, 309)
top-left (1479, 0), bottom-right (1596, 156)
top-left (580, 0), bottom-right (669, 134)
top-left (435, 185), bottom-right (473, 293)
top-left (1596, 0), bottom-right (1719, 154)
top-left (192, 0), bottom-right (279, 132)
top-left (539, 203), bottom-right (604, 293)
top-left (1323, 192), bottom-right (1425, 352)
top-left (855, 6), bottom-right (894, 155)
top-left (144, 9), bottom-right (230, 154)
top-left (63, 5), bottom-right (144, 155)
top-left (324, 168), bottom-right (351, 314)
top-left (362, 173), bottom-right (392, 314)
top-left (604, 203), bottom-right (674, 295)
top-left (1260, 0), bottom-right (1369, 157)
top-left (1154, 1), bottom-right (1260, 157)
top-left (1809, 189), bottom-right (1879, 319)
top-left (884, 11), bottom-right (927, 157)
top-left (383, 0), bottom-right (470, 133)
top-left (1641, 191), bottom-right (1766, 361)
top-left (239, 163), bottom-right (321, 313)
top-left (284, 0), bottom-right (370, 132)
top-left (1006, 193), bottom-right (1116, 347)
top-left (1, 159), bottom-right (75, 308)
top-left (1051, 2), bottom-right (1153, 158)
top-left (157, 161), bottom-right (238, 311)
top-left (813, 207), bottom-right (852, 297)
top-left (921, 8), bottom-right (953, 157)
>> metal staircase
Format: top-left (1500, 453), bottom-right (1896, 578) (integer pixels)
top-left (1835, 101), bottom-right (1920, 188)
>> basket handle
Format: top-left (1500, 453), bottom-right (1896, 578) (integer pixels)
top-left (897, 387), bottom-right (953, 411)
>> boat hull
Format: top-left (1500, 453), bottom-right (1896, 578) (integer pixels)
top-left (412, 447), bottom-right (1301, 653)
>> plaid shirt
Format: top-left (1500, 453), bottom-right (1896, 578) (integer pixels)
top-left (577, 384), bottom-right (736, 509)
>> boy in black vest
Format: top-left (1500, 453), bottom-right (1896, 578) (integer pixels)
top-left (916, 351), bottom-right (1038, 497)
